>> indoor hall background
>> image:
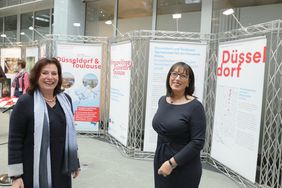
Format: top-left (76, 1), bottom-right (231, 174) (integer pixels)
top-left (0, 20), bottom-right (281, 188)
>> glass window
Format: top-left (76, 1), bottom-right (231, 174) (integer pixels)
top-left (51, 8), bottom-right (54, 34)
top-left (7, 0), bottom-right (20, 6)
top-left (34, 9), bottom-right (50, 40)
top-left (21, 0), bottom-right (34, 3)
top-left (0, 17), bottom-right (3, 43)
top-left (0, 17), bottom-right (3, 33)
top-left (0, 0), bottom-right (5, 8)
top-left (85, 0), bottom-right (115, 37)
top-left (157, 0), bottom-right (201, 32)
top-left (4, 15), bottom-right (17, 43)
top-left (20, 12), bottom-right (33, 42)
top-left (212, 0), bottom-right (282, 33)
top-left (118, 0), bottom-right (153, 35)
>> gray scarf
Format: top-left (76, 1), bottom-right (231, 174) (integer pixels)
top-left (34, 90), bottom-right (79, 188)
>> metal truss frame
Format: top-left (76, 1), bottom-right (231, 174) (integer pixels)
top-left (257, 20), bottom-right (282, 188)
top-left (206, 20), bottom-right (282, 188)
top-left (108, 31), bottom-right (212, 160)
top-left (108, 20), bottom-right (282, 188)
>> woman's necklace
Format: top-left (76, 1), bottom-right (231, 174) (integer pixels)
top-left (44, 96), bottom-right (56, 103)
top-left (170, 96), bottom-right (192, 104)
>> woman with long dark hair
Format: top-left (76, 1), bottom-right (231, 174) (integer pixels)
top-left (153, 62), bottom-right (206, 188)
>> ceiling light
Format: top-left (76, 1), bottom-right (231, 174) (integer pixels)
top-left (31, 16), bottom-right (49, 23)
top-left (185, 0), bottom-right (201, 4)
top-left (73, 23), bottom-right (81, 27)
top-left (223, 8), bottom-right (234, 15)
top-left (20, 32), bottom-right (25, 35)
top-left (222, 8), bottom-right (247, 32)
top-left (172, 14), bottom-right (182, 19)
top-left (40, 14), bottom-right (50, 18)
top-left (29, 26), bottom-right (34, 30)
top-left (35, 17), bottom-right (49, 22)
top-left (105, 20), bottom-right (112, 25)
top-left (1, 34), bottom-right (7, 38)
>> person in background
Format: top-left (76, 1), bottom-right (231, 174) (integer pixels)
top-left (11, 60), bottom-right (29, 97)
top-left (152, 62), bottom-right (206, 188)
top-left (8, 58), bottom-right (80, 188)
top-left (0, 65), bottom-right (6, 79)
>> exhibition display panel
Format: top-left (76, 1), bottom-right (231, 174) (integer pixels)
top-left (0, 36), bottom-right (108, 134)
top-left (56, 43), bottom-right (102, 132)
top-left (143, 40), bottom-right (207, 152)
top-left (211, 36), bottom-right (266, 183)
top-left (106, 30), bottom-right (210, 158)
top-left (206, 20), bottom-right (282, 188)
top-left (108, 42), bottom-right (132, 146)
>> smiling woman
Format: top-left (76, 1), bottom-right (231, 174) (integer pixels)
top-left (8, 58), bottom-right (80, 188)
top-left (152, 62), bottom-right (206, 188)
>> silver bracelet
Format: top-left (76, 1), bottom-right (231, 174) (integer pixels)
top-left (168, 159), bottom-right (176, 169)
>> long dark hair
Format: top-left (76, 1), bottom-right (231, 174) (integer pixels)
top-left (166, 62), bottom-right (195, 98)
top-left (27, 58), bottom-right (63, 95)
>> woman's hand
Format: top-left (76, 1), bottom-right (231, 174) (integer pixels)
top-left (157, 161), bottom-right (174, 177)
top-left (72, 168), bottom-right (81, 179)
top-left (12, 177), bottom-right (24, 188)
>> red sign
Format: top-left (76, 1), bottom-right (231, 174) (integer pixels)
top-left (74, 106), bottom-right (100, 122)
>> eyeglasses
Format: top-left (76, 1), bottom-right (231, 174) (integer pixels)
top-left (170, 72), bottom-right (188, 80)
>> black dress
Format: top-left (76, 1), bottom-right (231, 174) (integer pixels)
top-left (8, 94), bottom-right (74, 188)
top-left (48, 101), bottom-right (72, 188)
top-left (153, 96), bottom-right (206, 188)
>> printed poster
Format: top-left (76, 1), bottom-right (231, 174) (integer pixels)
top-left (211, 36), bottom-right (267, 182)
top-left (25, 47), bottom-right (39, 73)
top-left (109, 42), bottom-right (132, 146)
top-left (56, 43), bottom-right (102, 132)
top-left (143, 40), bottom-right (207, 152)
top-left (0, 48), bottom-right (21, 77)
top-left (0, 78), bottom-right (11, 98)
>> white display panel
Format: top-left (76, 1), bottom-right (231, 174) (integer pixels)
top-left (108, 42), bottom-right (132, 146)
top-left (40, 44), bottom-right (46, 58)
top-left (25, 47), bottom-right (39, 72)
top-left (211, 36), bottom-right (266, 183)
top-left (56, 43), bottom-right (102, 132)
top-left (143, 40), bottom-right (207, 152)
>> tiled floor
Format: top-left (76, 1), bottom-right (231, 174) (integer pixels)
top-left (0, 112), bottom-right (241, 188)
